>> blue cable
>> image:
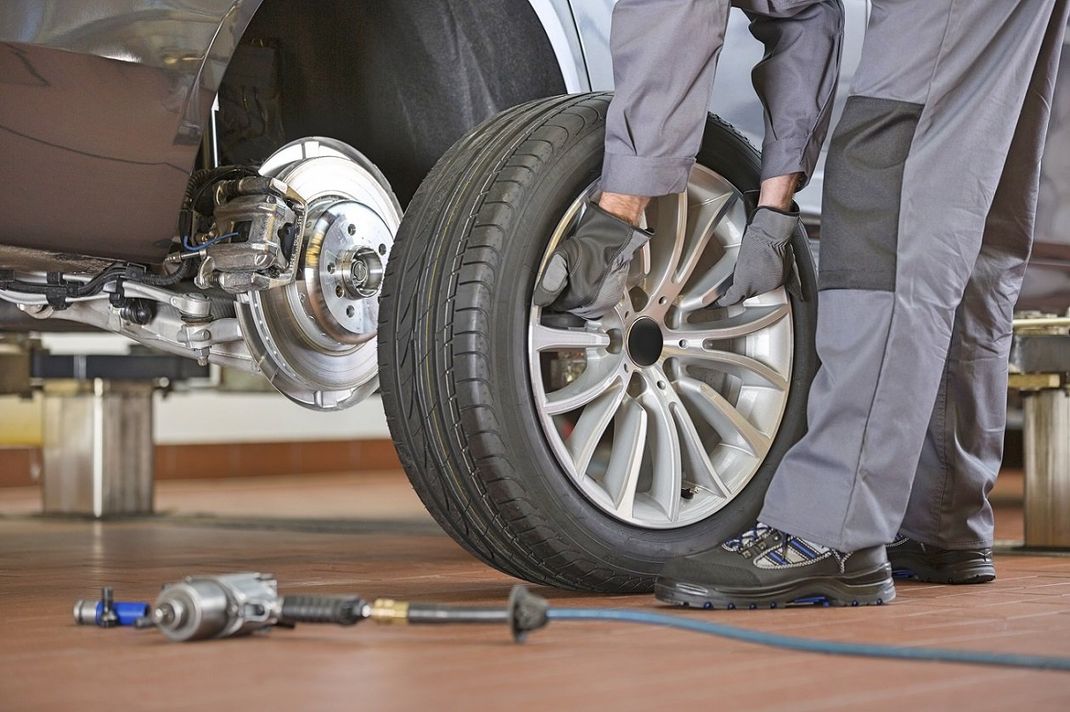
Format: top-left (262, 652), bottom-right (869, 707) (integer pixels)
top-left (546, 608), bottom-right (1070, 672)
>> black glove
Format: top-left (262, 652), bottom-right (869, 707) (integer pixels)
top-left (715, 205), bottom-right (802, 307)
top-left (533, 203), bottom-right (653, 320)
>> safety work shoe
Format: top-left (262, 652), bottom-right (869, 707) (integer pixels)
top-left (714, 204), bottom-right (803, 307)
top-left (887, 535), bottom-right (995, 585)
top-left (655, 523), bottom-right (896, 609)
top-left (533, 202), bottom-right (652, 320)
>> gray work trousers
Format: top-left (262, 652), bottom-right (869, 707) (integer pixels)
top-left (760, 0), bottom-right (1070, 550)
top-left (601, 0), bottom-right (845, 196)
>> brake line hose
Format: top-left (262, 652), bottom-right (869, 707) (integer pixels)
top-left (367, 586), bottom-right (1070, 673)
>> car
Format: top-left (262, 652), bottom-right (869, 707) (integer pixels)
top-left (2, 1), bottom-right (1065, 591)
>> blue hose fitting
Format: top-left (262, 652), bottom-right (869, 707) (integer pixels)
top-left (73, 587), bottom-right (150, 628)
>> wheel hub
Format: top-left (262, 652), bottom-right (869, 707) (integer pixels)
top-left (626, 317), bottom-right (663, 367)
top-left (236, 137), bottom-right (401, 411)
top-left (300, 199), bottom-right (391, 346)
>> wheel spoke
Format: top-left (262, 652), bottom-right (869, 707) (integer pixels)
top-left (671, 191), bottom-right (739, 298)
top-left (566, 381), bottom-right (626, 475)
top-left (666, 304), bottom-right (790, 342)
top-left (666, 182), bottom-right (745, 313)
top-left (638, 368), bottom-right (683, 522)
top-left (662, 341), bottom-right (788, 390)
top-left (677, 376), bottom-right (771, 457)
top-left (670, 395), bottom-right (731, 498)
top-left (532, 321), bottom-right (611, 352)
top-left (541, 361), bottom-right (625, 416)
top-left (676, 247), bottom-right (737, 313)
top-left (602, 398), bottom-right (648, 517)
top-left (641, 192), bottom-right (688, 300)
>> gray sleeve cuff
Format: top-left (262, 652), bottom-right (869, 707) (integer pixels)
top-left (761, 137), bottom-right (820, 188)
top-left (601, 153), bottom-right (695, 196)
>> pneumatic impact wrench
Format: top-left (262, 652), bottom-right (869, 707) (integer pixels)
top-left (137, 572), bottom-right (549, 643)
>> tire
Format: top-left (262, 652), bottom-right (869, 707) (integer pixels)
top-left (378, 93), bottom-right (818, 592)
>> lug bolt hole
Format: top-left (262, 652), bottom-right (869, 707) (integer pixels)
top-left (658, 296), bottom-right (667, 305)
top-left (327, 263), bottom-right (336, 274)
top-left (657, 380), bottom-right (666, 390)
top-left (335, 285), bottom-right (345, 298)
top-left (347, 224), bottom-right (357, 236)
top-left (378, 243), bottom-right (388, 255)
top-left (346, 305), bottom-right (355, 318)
top-left (679, 339), bottom-right (687, 348)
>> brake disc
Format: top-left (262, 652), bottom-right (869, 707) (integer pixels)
top-left (236, 137), bottom-right (401, 411)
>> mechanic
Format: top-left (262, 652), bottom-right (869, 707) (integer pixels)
top-left (536, 0), bottom-right (1070, 608)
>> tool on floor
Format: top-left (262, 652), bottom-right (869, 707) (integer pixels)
top-left (142, 572), bottom-right (366, 642)
top-left (131, 572), bottom-right (549, 643)
top-left (73, 587), bottom-right (150, 628)
top-left (108, 572), bottom-right (1070, 673)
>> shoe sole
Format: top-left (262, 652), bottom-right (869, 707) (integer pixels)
top-left (654, 564), bottom-right (896, 610)
top-left (890, 554), bottom-right (995, 585)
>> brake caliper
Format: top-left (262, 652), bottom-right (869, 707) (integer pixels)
top-left (194, 176), bottom-right (307, 294)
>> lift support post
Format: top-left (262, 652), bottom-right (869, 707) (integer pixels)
top-left (1010, 314), bottom-right (1070, 549)
top-left (30, 351), bottom-right (208, 517)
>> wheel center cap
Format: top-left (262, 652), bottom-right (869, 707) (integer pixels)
top-left (627, 317), bottom-right (664, 367)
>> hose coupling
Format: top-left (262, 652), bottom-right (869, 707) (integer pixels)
top-left (369, 599), bottom-right (410, 625)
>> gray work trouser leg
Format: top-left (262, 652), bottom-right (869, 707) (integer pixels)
top-left (900, 7), bottom-right (1069, 549)
top-left (600, 0), bottom-right (844, 197)
top-left (759, 0), bottom-right (1069, 551)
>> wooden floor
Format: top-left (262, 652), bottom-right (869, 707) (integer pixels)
top-left (1, 471), bottom-right (1069, 711)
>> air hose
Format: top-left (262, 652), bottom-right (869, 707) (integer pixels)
top-left (368, 586), bottom-right (1070, 673)
top-left (544, 608), bottom-right (1070, 672)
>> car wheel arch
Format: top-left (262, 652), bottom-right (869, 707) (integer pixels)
top-left (217, 0), bottom-right (571, 205)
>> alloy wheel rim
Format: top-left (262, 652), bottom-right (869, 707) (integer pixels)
top-left (528, 165), bottom-right (794, 529)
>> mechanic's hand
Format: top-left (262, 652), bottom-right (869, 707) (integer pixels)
top-left (533, 202), bottom-right (653, 320)
top-left (715, 206), bottom-right (802, 307)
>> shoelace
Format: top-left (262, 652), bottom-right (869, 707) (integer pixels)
top-left (722, 523), bottom-right (774, 552)
top-left (725, 523), bottom-right (831, 564)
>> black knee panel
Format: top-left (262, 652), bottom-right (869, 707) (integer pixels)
top-left (819, 95), bottom-right (922, 291)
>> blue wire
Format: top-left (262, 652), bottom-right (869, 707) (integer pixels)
top-left (546, 608), bottom-right (1070, 672)
top-left (182, 231), bottom-right (241, 252)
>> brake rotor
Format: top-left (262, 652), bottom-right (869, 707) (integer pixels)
top-left (237, 137), bottom-right (401, 411)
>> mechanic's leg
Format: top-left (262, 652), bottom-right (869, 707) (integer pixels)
top-left (652, 0), bottom-right (1062, 609)
top-left (759, 0), bottom-right (1060, 551)
top-left (899, 2), bottom-right (1069, 555)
